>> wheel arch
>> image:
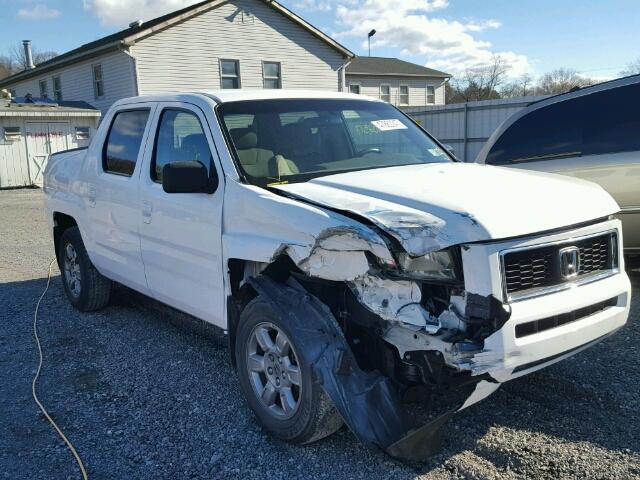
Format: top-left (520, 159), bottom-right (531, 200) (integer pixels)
top-left (53, 212), bottom-right (78, 268)
top-left (226, 254), bottom-right (306, 370)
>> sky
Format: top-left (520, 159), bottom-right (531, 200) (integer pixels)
top-left (0, 0), bottom-right (638, 80)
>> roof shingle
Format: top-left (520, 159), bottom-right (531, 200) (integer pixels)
top-left (346, 57), bottom-right (450, 78)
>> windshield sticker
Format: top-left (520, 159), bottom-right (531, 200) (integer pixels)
top-left (371, 119), bottom-right (408, 131)
top-left (429, 148), bottom-right (446, 156)
top-left (342, 110), bottom-right (361, 119)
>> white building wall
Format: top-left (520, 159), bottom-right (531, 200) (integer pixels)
top-left (0, 114), bottom-right (99, 188)
top-left (346, 75), bottom-right (447, 107)
top-left (132, 0), bottom-right (346, 94)
top-left (0, 117), bottom-right (30, 187)
top-left (5, 51), bottom-right (137, 114)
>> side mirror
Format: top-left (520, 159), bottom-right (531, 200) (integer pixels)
top-left (162, 161), bottom-right (217, 194)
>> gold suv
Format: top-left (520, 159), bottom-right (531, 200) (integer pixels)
top-left (477, 75), bottom-right (640, 265)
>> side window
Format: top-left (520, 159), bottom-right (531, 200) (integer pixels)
top-left (53, 76), bottom-right (62, 102)
top-left (220, 59), bottom-right (240, 89)
top-left (426, 85), bottom-right (435, 104)
top-left (380, 85), bottom-right (391, 103)
top-left (152, 109), bottom-right (214, 183)
top-left (582, 83), bottom-right (640, 156)
top-left (486, 100), bottom-right (583, 165)
top-left (399, 85), bottom-right (409, 105)
top-left (39, 80), bottom-right (48, 98)
top-left (103, 110), bottom-right (150, 176)
top-left (262, 61), bottom-right (282, 89)
top-left (93, 64), bottom-right (105, 99)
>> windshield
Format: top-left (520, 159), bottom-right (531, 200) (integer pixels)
top-left (217, 99), bottom-right (451, 186)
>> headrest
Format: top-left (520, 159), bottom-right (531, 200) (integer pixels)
top-left (181, 134), bottom-right (208, 152)
top-left (230, 128), bottom-right (258, 150)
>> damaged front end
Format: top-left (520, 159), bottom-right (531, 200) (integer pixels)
top-left (226, 185), bottom-right (515, 461)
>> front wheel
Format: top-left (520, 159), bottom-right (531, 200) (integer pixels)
top-left (58, 227), bottom-right (112, 312)
top-left (235, 296), bottom-right (343, 444)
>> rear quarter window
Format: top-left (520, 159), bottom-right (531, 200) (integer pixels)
top-left (486, 100), bottom-right (583, 165)
top-left (486, 82), bottom-right (640, 165)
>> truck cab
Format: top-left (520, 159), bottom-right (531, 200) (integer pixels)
top-left (43, 91), bottom-right (631, 461)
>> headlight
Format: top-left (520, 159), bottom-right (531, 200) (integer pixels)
top-left (398, 249), bottom-right (457, 280)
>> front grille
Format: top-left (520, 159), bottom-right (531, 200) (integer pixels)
top-left (502, 231), bottom-right (617, 300)
top-left (515, 296), bottom-right (618, 338)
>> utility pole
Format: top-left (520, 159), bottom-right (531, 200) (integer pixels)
top-left (368, 29), bottom-right (376, 56)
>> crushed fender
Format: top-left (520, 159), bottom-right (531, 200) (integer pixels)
top-left (247, 275), bottom-right (482, 461)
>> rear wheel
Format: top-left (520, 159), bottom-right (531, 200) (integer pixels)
top-left (58, 227), bottom-right (112, 311)
top-left (235, 296), bottom-right (343, 444)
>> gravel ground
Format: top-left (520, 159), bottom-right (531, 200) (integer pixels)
top-left (1, 188), bottom-right (639, 480)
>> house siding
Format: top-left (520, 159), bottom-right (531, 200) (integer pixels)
top-left (5, 51), bottom-right (137, 114)
top-left (346, 75), bottom-right (447, 107)
top-left (132, 0), bottom-right (346, 95)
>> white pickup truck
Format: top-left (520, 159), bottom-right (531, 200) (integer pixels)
top-left (44, 91), bottom-right (631, 460)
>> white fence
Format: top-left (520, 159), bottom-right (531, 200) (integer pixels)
top-left (404, 95), bottom-right (549, 162)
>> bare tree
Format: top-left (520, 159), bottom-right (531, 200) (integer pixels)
top-left (8, 42), bottom-right (58, 71)
top-left (448, 54), bottom-right (511, 103)
top-left (535, 68), bottom-right (593, 95)
top-left (0, 56), bottom-right (14, 80)
top-left (621, 57), bottom-right (640, 76)
top-left (500, 73), bottom-right (534, 98)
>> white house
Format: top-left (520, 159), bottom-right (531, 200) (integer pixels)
top-left (0, 0), bottom-right (354, 114)
top-left (345, 57), bottom-right (451, 108)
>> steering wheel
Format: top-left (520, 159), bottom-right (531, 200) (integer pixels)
top-left (356, 147), bottom-right (383, 157)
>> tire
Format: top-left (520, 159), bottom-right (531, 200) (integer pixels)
top-left (235, 296), bottom-right (343, 444)
top-left (58, 227), bottom-right (112, 312)
top-left (626, 254), bottom-right (640, 270)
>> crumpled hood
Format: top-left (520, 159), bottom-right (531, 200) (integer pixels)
top-left (274, 163), bottom-right (620, 256)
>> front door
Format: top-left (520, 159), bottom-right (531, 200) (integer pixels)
top-left (138, 103), bottom-right (225, 326)
top-left (25, 122), bottom-right (69, 186)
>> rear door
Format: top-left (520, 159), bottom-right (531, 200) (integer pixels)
top-left (88, 106), bottom-right (155, 294)
top-left (137, 103), bottom-right (225, 325)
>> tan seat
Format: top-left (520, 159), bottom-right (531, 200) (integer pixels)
top-left (230, 128), bottom-right (274, 178)
top-left (230, 128), bottom-right (299, 179)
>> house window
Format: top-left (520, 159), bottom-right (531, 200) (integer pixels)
top-left (399, 85), bottom-right (409, 105)
top-left (75, 126), bottom-right (91, 141)
top-left (262, 62), bottom-right (282, 89)
top-left (380, 84), bottom-right (391, 103)
top-left (53, 76), bottom-right (62, 101)
top-left (349, 84), bottom-right (361, 94)
top-left (93, 64), bottom-right (105, 99)
top-left (220, 60), bottom-right (241, 89)
top-left (3, 126), bottom-right (21, 142)
top-left (427, 85), bottom-right (435, 104)
top-left (39, 80), bottom-right (48, 98)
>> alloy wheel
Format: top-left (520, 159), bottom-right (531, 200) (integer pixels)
top-left (246, 322), bottom-right (302, 419)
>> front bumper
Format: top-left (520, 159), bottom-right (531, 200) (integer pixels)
top-left (461, 218), bottom-right (632, 384)
top-left (472, 271), bottom-right (630, 383)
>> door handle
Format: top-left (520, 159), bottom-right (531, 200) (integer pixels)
top-left (87, 184), bottom-right (96, 208)
top-left (142, 200), bottom-right (153, 224)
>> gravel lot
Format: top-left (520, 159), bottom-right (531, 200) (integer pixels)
top-left (1, 188), bottom-right (639, 480)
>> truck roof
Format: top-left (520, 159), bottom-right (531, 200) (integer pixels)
top-left (115, 90), bottom-right (383, 107)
